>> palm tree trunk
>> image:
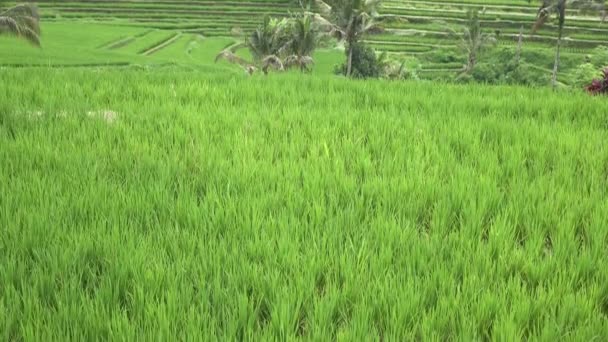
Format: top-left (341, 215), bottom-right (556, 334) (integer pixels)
top-left (346, 45), bottom-right (354, 77)
top-left (466, 52), bottom-right (476, 73)
top-left (516, 25), bottom-right (523, 65)
top-left (551, 26), bottom-right (563, 89)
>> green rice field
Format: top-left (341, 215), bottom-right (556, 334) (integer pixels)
top-left (1, 69), bottom-right (608, 339)
top-left (2, 0), bottom-right (607, 77)
top-left (2, 0), bottom-right (608, 339)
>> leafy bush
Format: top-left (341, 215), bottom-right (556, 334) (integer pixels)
top-left (588, 46), bottom-right (608, 69)
top-left (469, 62), bottom-right (498, 83)
top-left (335, 46), bottom-right (421, 80)
top-left (456, 47), bottom-right (550, 86)
top-left (586, 68), bottom-right (608, 95)
top-left (570, 63), bottom-right (601, 90)
top-left (425, 48), bottom-right (460, 64)
top-left (377, 53), bottom-right (421, 80)
top-left (504, 62), bottom-right (550, 86)
top-left (336, 43), bottom-right (382, 79)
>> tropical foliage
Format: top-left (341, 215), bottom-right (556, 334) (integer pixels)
top-left (455, 9), bottom-right (496, 75)
top-left (0, 3), bottom-right (40, 46)
top-left (530, 0), bottom-right (606, 88)
top-left (216, 14), bottom-right (317, 74)
top-left (335, 42), bottom-right (381, 78)
top-left (311, 0), bottom-right (384, 77)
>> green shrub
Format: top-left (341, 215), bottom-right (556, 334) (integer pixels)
top-left (570, 63), bottom-right (602, 90)
top-left (377, 53), bottom-right (421, 80)
top-left (588, 46), bottom-right (608, 69)
top-left (336, 43), bottom-right (382, 79)
top-left (503, 62), bottom-right (550, 86)
top-left (425, 48), bottom-right (460, 64)
top-left (458, 48), bottom-right (550, 86)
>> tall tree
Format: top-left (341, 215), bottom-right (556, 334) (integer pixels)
top-left (0, 3), bottom-right (41, 46)
top-left (455, 9), bottom-right (495, 74)
top-left (311, 0), bottom-right (383, 77)
top-left (530, 0), bottom-right (606, 88)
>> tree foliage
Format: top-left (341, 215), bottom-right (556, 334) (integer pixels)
top-left (216, 14), bottom-right (318, 74)
top-left (335, 42), bottom-right (381, 78)
top-left (310, 0), bottom-right (384, 77)
top-left (0, 3), bottom-right (41, 46)
top-left (529, 0), bottom-right (606, 88)
top-left (453, 9), bottom-right (496, 75)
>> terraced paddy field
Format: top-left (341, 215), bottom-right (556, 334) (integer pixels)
top-left (1, 68), bottom-right (608, 339)
top-left (2, 0), bottom-right (607, 82)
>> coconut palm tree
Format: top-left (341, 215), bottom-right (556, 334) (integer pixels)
top-left (0, 3), bottom-right (40, 46)
top-left (216, 16), bottom-right (288, 75)
top-left (283, 14), bottom-right (316, 72)
top-left (248, 16), bottom-right (291, 63)
top-left (456, 9), bottom-right (496, 74)
top-left (216, 14), bottom-right (317, 74)
top-left (530, 0), bottom-right (606, 88)
top-left (311, 0), bottom-right (384, 77)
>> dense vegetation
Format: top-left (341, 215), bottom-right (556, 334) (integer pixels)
top-left (2, 68), bottom-right (608, 339)
top-left (2, 0), bottom-right (607, 87)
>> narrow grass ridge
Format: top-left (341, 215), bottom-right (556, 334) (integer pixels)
top-left (140, 32), bottom-right (182, 55)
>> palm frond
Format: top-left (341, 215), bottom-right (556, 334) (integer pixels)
top-left (363, 0), bottom-right (383, 17)
top-left (532, 10), bottom-right (551, 34)
top-left (530, 0), bottom-right (577, 34)
top-left (0, 16), bottom-right (19, 34)
top-left (261, 54), bottom-right (284, 74)
top-left (1, 3), bottom-right (40, 20)
top-left (215, 50), bottom-right (254, 68)
top-left (0, 3), bottom-right (41, 46)
top-left (284, 55), bottom-right (314, 71)
top-left (314, 0), bottom-right (333, 18)
top-left (308, 12), bottom-right (336, 31)
top-left (16, 26), bottom-right (40, 45)
top-left (227, 41), bottom-right (248, 53)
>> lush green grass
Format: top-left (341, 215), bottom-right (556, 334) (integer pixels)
top-left (0, 21), bottom-right (343, 74)
top-left (0, 22), bottom-right (150, 66)
top-left (1, 68), bottom-right (608, 339)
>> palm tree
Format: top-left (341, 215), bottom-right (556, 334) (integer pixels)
top-left (248, 16), bottom-right (291, 63)
top-left (311, 0), bottom-right (383, 77)
top-left (283, 14), bottom-right (316, 72)
top-left (0, 3), bottom-right (41, 46)
top-left (216, 16), bottom-right (287, 75)
top-left (216, 14), bottom-right (317, 75)
top-left (456, 9), bottom-right (496, 74)
top-left (530, 0), bottom-right (606, 88)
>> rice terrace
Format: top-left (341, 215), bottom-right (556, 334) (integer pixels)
top-left (1, 0), bottom-right (608, 339)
